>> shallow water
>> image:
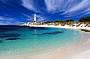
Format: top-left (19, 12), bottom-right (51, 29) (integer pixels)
top-left (0, 25), bottom-right (86, 55)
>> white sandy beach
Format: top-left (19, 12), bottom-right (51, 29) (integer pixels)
top-left (69, 49), bottom-right (90, 59)
top-left (27, 24), bottom-right (90, 30)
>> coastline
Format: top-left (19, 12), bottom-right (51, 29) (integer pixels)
top-left (23, 24), bottom-right (90, 30)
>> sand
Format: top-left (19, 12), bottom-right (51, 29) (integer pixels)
top-left (27, 25), bottom-right (90, 30)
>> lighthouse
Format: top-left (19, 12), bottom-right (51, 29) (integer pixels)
top-left (34, 14), bottom-right (37, 23)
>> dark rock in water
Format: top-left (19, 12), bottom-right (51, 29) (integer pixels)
top-left (0, 33), bottom-right (20, 38)
top-left (30, 27), bottom-right (48, 30)
top-left (43, 31), bottom-right (63, 35)
top-left (32, 33), bottom-right (43, 35)
top-left (81, 29), bottom-right (90, 32)
top-left (6, 38), bottom-right (20, 40)
top-left (0, 40), bottom-right (3, 43)
top-left (32, 31), bottom-right (63, 35)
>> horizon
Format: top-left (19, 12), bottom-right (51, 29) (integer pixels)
top-left (0, 0), bottom-right (90, 25)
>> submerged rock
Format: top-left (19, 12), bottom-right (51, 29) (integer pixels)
top-left (0, 33), bottom-right (20, 38)
top-left (81, 29), bottom-right (90, 32)
top-left (6, 38), bottom-right (20, 40)
top-left (32, 31), bottom-right (63, 35)
top-left (43, 31), bottom-right (63, 34)
top-left (0, 40), bottom-right (3, 43)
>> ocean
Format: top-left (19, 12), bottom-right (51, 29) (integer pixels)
top-left (0, 25), bottom-right (89, 59)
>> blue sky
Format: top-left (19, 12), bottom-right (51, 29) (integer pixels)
top-left (0, 0), bottom-right (90, 25)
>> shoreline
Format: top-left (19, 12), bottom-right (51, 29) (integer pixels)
top-left (23, 24), bottom-right (90, 30)
top-left (0, 25), bottom-right (90, 31)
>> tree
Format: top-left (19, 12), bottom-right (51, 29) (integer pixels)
top-left (66, 19), bottom-right (74, 22)
top-left (55, 20), bottom-right (65, 23)
top-left (79, 16), bottom-right (90, 22)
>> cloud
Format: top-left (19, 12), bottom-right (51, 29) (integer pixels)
top-left (0, 16), bottom-right (5, 20)
top-left (0, 16), bottom-right (18, 25)
top-left (44, 0), bottom-right (90, 18)
top-left (36, 15), bottom-right (47, 21)
top-left (0, 21), bottom-right (13, 25)
top-left (22, 0), bottom-right (35, 11)
top-left (44, 0), bottom-right (82, 13)
top-left (45, 0), bottom-right (65, 13)
top-left (0, 16), bottom-right (15, 21)
top-left (25, 14), bottom-right (47, 22)
top-left (63, 0), bottom-right (90, 14)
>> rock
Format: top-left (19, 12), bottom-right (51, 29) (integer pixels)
top-left (81, 29), bottom-right (90, 32)
top-left (6, 38), bottom-right (20, 40)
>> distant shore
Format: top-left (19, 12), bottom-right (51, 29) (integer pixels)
top-left (21, 21), bottom-right (90, 31)
top-left (0, 24), bottom-right (90, 32)
top-left (28, 24), bottom-right (90, 29)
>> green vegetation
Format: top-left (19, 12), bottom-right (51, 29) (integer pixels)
top-left (43, 16), bottom-right (90, 25)
top-left (79, 16), bottom-right (90, 22)
top-left (55, 20), bottom-right (65, 22)
top-left (65, 19), bottom-right (74, 22)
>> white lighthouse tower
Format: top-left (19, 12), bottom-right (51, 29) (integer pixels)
top-left (34, 14), bottom-right (37, 23)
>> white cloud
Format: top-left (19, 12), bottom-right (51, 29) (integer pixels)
top-left (63, 0), bottom-right (90, 15)
top-left (44, 0), bottom-right (90, 17)
top-left (0, 21), bottom-right (12, 25)
top-left (0, 16), bottom-right (15, 21)
top-left (0, 17), bottom-right (5, 20)
top-left (36, 15), bottom-right (46, 21)
top-left (0, 16), bottom-right (17, 25)
top-left (45, 0), bottom-right (66, 13)
top-left (45, 0), bottom-right (82, 13)
top-left (21, 0), bottom-right (35, 11)
top-left (22, 13), bottom-right (46, 22)
top-left (26, 14), bottom-right (46, 22)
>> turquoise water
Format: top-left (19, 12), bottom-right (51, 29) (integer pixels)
top-left (0, 26), bottom-right (83, 55)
